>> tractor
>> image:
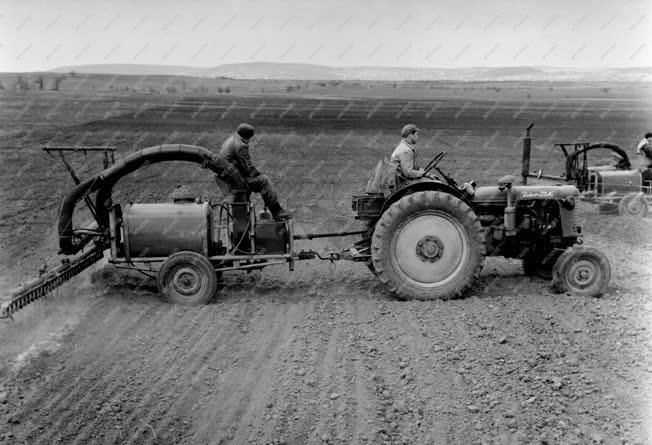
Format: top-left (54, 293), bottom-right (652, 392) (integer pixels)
top-left (351, 124), bottom-right (610, 300)
top-left (528, 137), bottom-right (652, 217)
top-left (1, 128), bottom-right (611, 318)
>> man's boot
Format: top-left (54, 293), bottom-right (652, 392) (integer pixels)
top-left (269, 203), bottom-right (290, 221)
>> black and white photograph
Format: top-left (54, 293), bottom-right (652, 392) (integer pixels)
top-left (0, 0), bottom-right (650, 443)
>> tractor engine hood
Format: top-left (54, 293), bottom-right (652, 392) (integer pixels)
top-left (472, 184), bottom-right (579, 204)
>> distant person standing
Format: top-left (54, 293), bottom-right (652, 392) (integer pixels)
top-left (636, 132), bottom-right (652, 187)
top-left (636, 132), bottom-right (652, 168)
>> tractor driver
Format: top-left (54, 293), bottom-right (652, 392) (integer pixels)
top-left (215, 123), bottom-right (290, 220)
top-left (390, 124), bottom-right (438, 183)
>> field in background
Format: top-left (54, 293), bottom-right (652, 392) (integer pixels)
top-left (1, 71), bottom-right (651, 100)
top-left (1, 81), bottom-right (650, 284)
top-left (0, 80), bottom-right (651, 444)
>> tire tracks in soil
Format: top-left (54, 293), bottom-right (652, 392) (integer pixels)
top-left (42, 302), bottom-right (210, 442)
top-left (323, 297), bottom-right (363, 444)
top-left (31, 302), bottom-right (195, 444)
top-left (303, 298), bottom-right (349, 445)
top-left (418, 311), bottom-right (453, 444)
top-left (7, 299), bottom-right (126, 412)
top-left (10, 299), bottom-right (157, 432)
top-left (283, 298), bottom-right (340, 445)
top-left (124, 301), bottom-right (258, 445)
top-left (352, 301), bottom-right (403, 445)
top-left (252, 298), bottom-right (330, 445)
top-left (223, 301), bottom-right (308, 444)
top-left (72, 303), bottom-right (247, 445)
top-left (184, 301), bottom-right (296, 444)
top-left (230, 300), bottom-right (316, 444)
top-left (349, 297), bottom-right (378, 444)
top-left (416, 304), bottom-right (473, 445)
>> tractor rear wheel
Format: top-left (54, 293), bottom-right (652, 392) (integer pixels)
top-left (371, 191), bottom-right (485, 300)
top-left (355, 222), bottom-right (377, 276)
top-left (551, 246), bottom-right (610, 297)
top-left (157, 251), bottom-right (218, 305)
top-left (365, 259), bottom-right (376, 275)
top-left (618, 192), bottom-right (648, 217)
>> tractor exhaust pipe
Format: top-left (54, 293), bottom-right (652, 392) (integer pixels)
top-left (522, 123), bottom-right (534, 185)
top-left (521, 122), bottom-right (534, 185)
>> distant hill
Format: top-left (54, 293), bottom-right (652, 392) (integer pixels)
top-left (51, 64), bottom-right (206, 76)
top-left (50, 62), bottom-right (652, 82)
top-left (204, 62), bottom-right (339, 80)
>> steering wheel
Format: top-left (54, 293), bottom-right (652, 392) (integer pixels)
top-left (423, 151), bottom-right (446, 175)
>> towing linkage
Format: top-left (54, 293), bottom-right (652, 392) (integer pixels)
top-left (292, 229), bottom-right (368, 240)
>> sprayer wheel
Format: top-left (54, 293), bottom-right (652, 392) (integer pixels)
top-left (157, 251), bottom-right (218, 305)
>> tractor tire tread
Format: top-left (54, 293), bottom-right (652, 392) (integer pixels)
top-left (371, 191), bottom-right (485, 301)
top-left (550, 246), bottom-right (611, 297)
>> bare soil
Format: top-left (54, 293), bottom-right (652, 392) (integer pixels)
top-left (0, 87), bottom-right (651, 444)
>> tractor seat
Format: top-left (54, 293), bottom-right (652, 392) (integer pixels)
top-left (365, 158), bottom-right (398, 197)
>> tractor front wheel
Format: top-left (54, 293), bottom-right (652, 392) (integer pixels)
top-left (551, 246), bottom-right (610, 297)
top-left (371, 191), bottom-right (485, 300)
top-left (618, 192), bottom-right (648, 217)
top-left (157, 251), bottom-right (218, 305)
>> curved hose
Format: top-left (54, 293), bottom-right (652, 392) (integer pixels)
top-left (564, 143), bottom-right (631, 192)
top-left (59, 144), bottom-right (234, 255)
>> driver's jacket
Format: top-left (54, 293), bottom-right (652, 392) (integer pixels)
top-left (219, 134), bottom-right (261, 178)
top-left (390, 139), bottom-right (423, 179)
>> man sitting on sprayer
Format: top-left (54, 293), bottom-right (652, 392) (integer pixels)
top-left (215, 123), bottom-right (290, 220)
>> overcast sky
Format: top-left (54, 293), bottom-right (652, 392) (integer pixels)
top-left (1, 0), bottom-right (650, 72)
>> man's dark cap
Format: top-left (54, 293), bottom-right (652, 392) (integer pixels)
top-left (401, 123), bottom-right (419, 138)
top-left (237, 123), bottom-right (255, 140)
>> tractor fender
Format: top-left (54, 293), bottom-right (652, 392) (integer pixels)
top-left (380, 179), bottom-right (470, 215)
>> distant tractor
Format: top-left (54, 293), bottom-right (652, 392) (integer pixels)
top-left (1, 129), bottom-right (611, 318)
top-left (529, 140), bottom-right (651, 217)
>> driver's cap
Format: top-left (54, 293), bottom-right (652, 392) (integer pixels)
top-left (401, 123), bottom-right (419, 138)
top-left (236, 123), bottom-right (255, 140)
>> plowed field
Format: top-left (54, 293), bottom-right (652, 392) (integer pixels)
top-left (1, 86), bottom-right (651, 444)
